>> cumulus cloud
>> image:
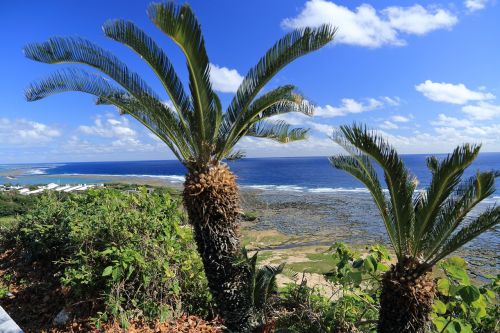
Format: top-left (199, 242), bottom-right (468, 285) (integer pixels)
top-left (461, 102), bottom-right (500, 120)
top-left (431, 114), bottom-right (472, 127)
top-left (380, 120), bottom-right (399, 129)
top-left (281, 0), bottom-right (458, 48)
top-left (391, 115), bottom-right (411, 122)
top-left (383, 5), bottom-right (458, 35)
top-left (209, 64), bottom-right (244, 93)
top-left (315, 98), bottom-right (384, 117)
top-left (464, 0), bottom-right (489, 12)
top-left (0, 118), bottom-right (61, 145)
top-left (415, 80), bottom-right (495, 104)
top-left (79, 115), bottom-right (137, 138)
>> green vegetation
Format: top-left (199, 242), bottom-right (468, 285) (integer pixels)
top-left (433, 257), bottom-right (499, 333)
top-left (330, 124), bottom-right (500, 333)
top-left (270, 243), bottom-right (499, 333)
top-left (0, 191), bottom-right (36, 217)
top-left (241, 211), bottom-right (259, 222)
top-left (0, 188), bottom-right (497, 332)
top-left (24, 1), bottom-right (335, 330)
top-left (3, 188), bottom-right (212, 328)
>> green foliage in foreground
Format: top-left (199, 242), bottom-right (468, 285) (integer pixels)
top-left (432, 257), bottom-right (499, 333)
top-left (1, 190), bottom-right (497, 331)
top-left (12, 188), bottom-right (212, 327)
top-left (273, 243), bottom-right (498, 333)
top-left (0, 191), bottom-right (37, 217)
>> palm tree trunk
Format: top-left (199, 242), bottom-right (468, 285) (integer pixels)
top-left (183, 164), bottom-right (253, 332)
top-left (378, 258), bottom-right (436, 333)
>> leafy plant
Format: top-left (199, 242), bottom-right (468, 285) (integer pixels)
top-left (330, 124), bottom-right (500, 332)
top-left (16, 188), bottom-right (211, 326)
top-left (431, 257), bottom-right (499, 333)
top-left (24, 1), bottom-right (336, 329)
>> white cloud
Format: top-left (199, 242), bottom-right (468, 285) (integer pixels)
top-left (391, 115), bottom-right (411, 122)
top-left (465, 0), bottom-right (489, 12)
top-left (461, 102), bottom-right (500, 120)
top-left (281, 0), bottom-right (458, 48)
top-left (380, 120), bottom-right (399, 129)
top-left (415, 80), bottom-right (495, 104)
top-left (315, 97), bottom-right (384, 117)
top-left (308, 122), bottom-right (335, 135)
top-left (209, 64), bottom-right (244, 93)
top-left (383, 96), bottom-right (401, 106)
top-left (79, 115), bottom-right (137, 138)
top-left (0, 118), bottom-right (61, 145)
top-left (383, 5), bottom-right (458, 35)
top-left (431, 114), bottom-right (472, 127)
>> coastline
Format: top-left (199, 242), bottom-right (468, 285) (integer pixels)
top-left (2, 172), bottom-right (499, 279)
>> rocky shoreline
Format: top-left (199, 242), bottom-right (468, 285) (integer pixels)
top-left (5, 173), bottom-right (499, 279)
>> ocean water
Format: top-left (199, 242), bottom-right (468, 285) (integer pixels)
top-left (1, 153), bottom-right (499, 199)
top-left (1, 155), bottom-right (498, 273)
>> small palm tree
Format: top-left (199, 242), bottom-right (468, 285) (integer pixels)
top-left (24, 2), bottom-right (335, 330)
top-left (241, 249), bottom-right (284, 332)
top-left (330, 124), bottom-right (499, 333)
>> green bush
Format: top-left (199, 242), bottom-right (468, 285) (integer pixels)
top-left (0, 191), bottom-right (36, 217)
top-left (275, 243), bottom-right (498, 333)
top-left (431, 257), bottom-right (498, 333)
top-left (15, 188), bottom-right (212, 326)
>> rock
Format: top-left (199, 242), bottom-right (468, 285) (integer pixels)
top-left (53, 309), bottom-right (70, 326)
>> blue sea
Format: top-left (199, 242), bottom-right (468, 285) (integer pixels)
top-left (1, 154), bottom-right (499, 200)
top-left (1, 154), bottom-right (499, 275)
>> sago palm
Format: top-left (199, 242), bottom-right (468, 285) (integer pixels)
top-left (330, 124), bottom-right (499, 333)
top-left (24, 2), bottom-right (335, 330)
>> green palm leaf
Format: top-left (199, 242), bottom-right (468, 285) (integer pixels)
top-left (413, 144), bottom-right (481, 255)
top-left (26, 68), bottom-right (189, 161)
top-left (246, 120), bottom-right (309, 143)
top-left (220, 25), bottom-right (336, 157)
top-left (429, 206), bottom-right (499, 265)
top-left (335, 124), bottom-right (416, 258)
top-left (329, 154), bottom-right (399, 254)
top-left (421, 171), bottom-right (496, 261)
top-left (102, 19), bottom-right (193, 132)
top-left (148, 2), bottom-right (219, 148)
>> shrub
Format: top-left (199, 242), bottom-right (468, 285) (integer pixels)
top-left (15, 188), bottom-right (212, 326)
top-left (431, 257), bottom-right (499, 333)
top-left (0, 191), bottom-right (36, 217)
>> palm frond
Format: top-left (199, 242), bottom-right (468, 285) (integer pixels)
top-left (226, 150), bottom-right (245, 161)
top-left (148, 2), bottom-right (219, 151)
top-left (220, 25), bottom-right (335, 156)
top-left (421, 171), bottom-right (496, 262)
top-left (336, 124), bottom-right (416, 258)
top-left (25, 68), bottom-right (190, 162)
top-left (413, 145), bottom-right (481, 255)
top-left (429, 206), bottom-right (499, 266)
top-left (219, 85), bottom-right (314, 156)
top-left (102, 19), bottom-right (193, 131)
top-left (329, 154), bottom-right (399, 253)
top-left (248, 85), bottom-right (314, 119)
top-left (24, 37), bottom-right (164, 112)
top-left (254, 263), bottom-right (284, 312)
top-left (426, 156), bottom-right (439, 174)
top-left (246, 120), bottom-right (309, 143)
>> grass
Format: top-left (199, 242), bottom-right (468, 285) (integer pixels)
top-left (287, 252), bottom-right (338, 274)
top-left (0, 215), bottom-right (18, 234)
top-left (241, 229), bottom-right (294, 248)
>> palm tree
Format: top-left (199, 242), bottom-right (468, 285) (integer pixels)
top-left (24, 2), bottom-right (335, 330)
top-left (330, 124), bottom-right (499, 333)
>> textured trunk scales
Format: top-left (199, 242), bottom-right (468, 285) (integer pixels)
top-left (184, 164), bottom-right (252, 332)
top-left (378, 257), bottom-right (436, 333)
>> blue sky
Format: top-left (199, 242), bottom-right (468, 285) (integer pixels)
top-left (1, 0), bottom-right (499, 163)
